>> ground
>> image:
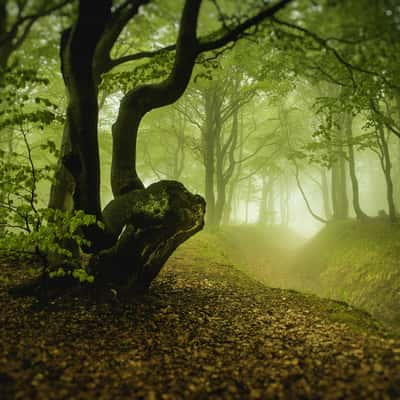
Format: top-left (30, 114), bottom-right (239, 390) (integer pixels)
top-left (0, 233), bottom-right (400, 400)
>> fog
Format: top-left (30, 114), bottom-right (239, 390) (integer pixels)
top-left (2, 1), bottom-right (400, 398)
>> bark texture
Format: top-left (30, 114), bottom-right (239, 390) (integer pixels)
top-left (89, 181), bottom-right (205, 292)
top-left (331, 116), bottom-right (349, 220)
top-left (377, 121), bottom-right (397, 223)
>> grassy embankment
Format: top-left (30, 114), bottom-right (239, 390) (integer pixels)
top-left (190, 220), bottom-right (400, 331)
top-left (289, 219), bottom-right (400, 329)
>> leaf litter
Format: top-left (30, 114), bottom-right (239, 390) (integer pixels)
top-left (0, 249), bottom-right (399, 400)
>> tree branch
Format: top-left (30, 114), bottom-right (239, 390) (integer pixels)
top-left (107, 0), bottom-right (293, 72)
top-left (197, 0), bottom-right (293, 54)
top-left (293, 160), bottom-right (328, 224)
top-left (271, 16), bottom-right (400, 90)
top-left (0, 0), bottom-right (73, 49)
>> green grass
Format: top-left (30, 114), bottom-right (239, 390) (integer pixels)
top-left (290, 219), bottom-right (400, 329)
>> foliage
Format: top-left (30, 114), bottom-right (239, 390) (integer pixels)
top-left (0, 137), bottom-right (99, 284)
top-left (101, 50), bottom-right (175, 95)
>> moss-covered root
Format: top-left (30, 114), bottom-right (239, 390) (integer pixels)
top-left (90, 180), bottom-right (206, 293)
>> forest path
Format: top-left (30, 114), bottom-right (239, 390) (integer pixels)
top-left (0, 246), bottom-right (400, 399)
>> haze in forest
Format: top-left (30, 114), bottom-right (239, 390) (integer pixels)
top-left (1, 0), bottom-right (400, 319)
top-left (1, 2), bottom-right (400, 397)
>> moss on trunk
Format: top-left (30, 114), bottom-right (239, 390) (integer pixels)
top-left (89, 181), bottom-right (205, 293)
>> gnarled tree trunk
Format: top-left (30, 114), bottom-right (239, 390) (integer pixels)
top-left (37, 0), bottom-right (292, 296)
top-left (89, 181), bottom-right (205, 292)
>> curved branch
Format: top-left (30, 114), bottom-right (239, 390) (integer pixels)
top-left (107, 0), bottom-right (293, 72)
top-left (293, 161), bottom-right (328, 224)
top-left (94, 0), bottom-right (150, 79)
top-left (370, 101), bottom-right (400, 139)
top-left (271, 16), bottom-right (400, 90)
top-left (108, 43), bottom-right (176, 71)
top-left (0, 0), bottom-right (73, 49)
top-left (197, 0), bottom-right (293, 53)
top-left (111, 0), bottom-right (294, 196)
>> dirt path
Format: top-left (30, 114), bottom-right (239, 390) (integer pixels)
top-left (0, 251), bottom-right (399, 399)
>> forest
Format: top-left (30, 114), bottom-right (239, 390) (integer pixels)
top-left (1, 0), bottom-right (400, 399)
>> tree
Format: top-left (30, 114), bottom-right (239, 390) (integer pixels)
top-left (176, 62), bottom-right (258, 228)
top-left (41, 0), bottom-right (293, 293)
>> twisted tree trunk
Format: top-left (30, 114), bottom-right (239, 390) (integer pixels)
top-left (90, 181), bottom-right (205, 291)
top-left (36, 0), bottom-right (292, 296)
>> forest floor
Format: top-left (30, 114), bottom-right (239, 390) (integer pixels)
top-left (1, 234), bottom-right (400, 399)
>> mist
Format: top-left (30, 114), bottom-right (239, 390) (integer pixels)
top-left (1, 0), bottom-right (400, 398)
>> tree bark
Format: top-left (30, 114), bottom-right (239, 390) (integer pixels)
top-left (89, 181), bottom-right (205, 291)
top-left (48, 121), bottom-right (75, 212)
top-left (377, 121), bottom-right (397, 223)
top-left (222, 113), bottom-right (244, 225)
top-left (60, 1), bottom-right (111, 218)
top-left (258, 175), bottom-right (269, 225)
top-left (294, 162), bottom-right (327, 224)
top-left (201, 87), bottom-right (220, 228)
top-left (267, 180), bottom-right (275, 225)
top-left (48, 0), bottom-right (148, 210)
top-left (214, 103), bottom-right (239, 227)
top-left (321, 168), bottom-right (332, 220)
top-left (344, 112), bottom-right (367, 220)
top-left (111, 0), bottom-right (201, 197)
top-left (331, 116), bottom-right (349, 220)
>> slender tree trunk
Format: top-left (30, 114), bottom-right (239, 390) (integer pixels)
top-left (172, 114), bottom-right (186, 180)
top-left (294, 162), bottom-right (327, 224)
top-left (245, 177), bottom-right (251, 224)
top-left (279, 175), bottom-right (289, 225)
top-left (377, 121), bottom-right (397, 223)
top-left (339, 149), bottom-right (349, 218)
top-left (267, 180), bottom-right (275, 225)
top-left (344, 112), bottom-right (367, 220)
top-left (214, 104), bottom-right (225, 227)
top-left (221, 110), bottom-right (243, 225)
top-left (258, 175), bottom-right (269, 225)
top-left (203, 129), bottom-right (216, 227)
top-left (285, 175), bottom-right (290, 226)
top-left (223, 180), bottom-right (235, 225)
top-left (48, 121), bottom-right (75, 211)
top-left (321, 168), bottom-right (332, 220)
top-left (201, 87), bottom-right (222, 229)
top-left (331, 117), bottom-right (349, 220)
top-left (331, 161), bottom-right (348, 219)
